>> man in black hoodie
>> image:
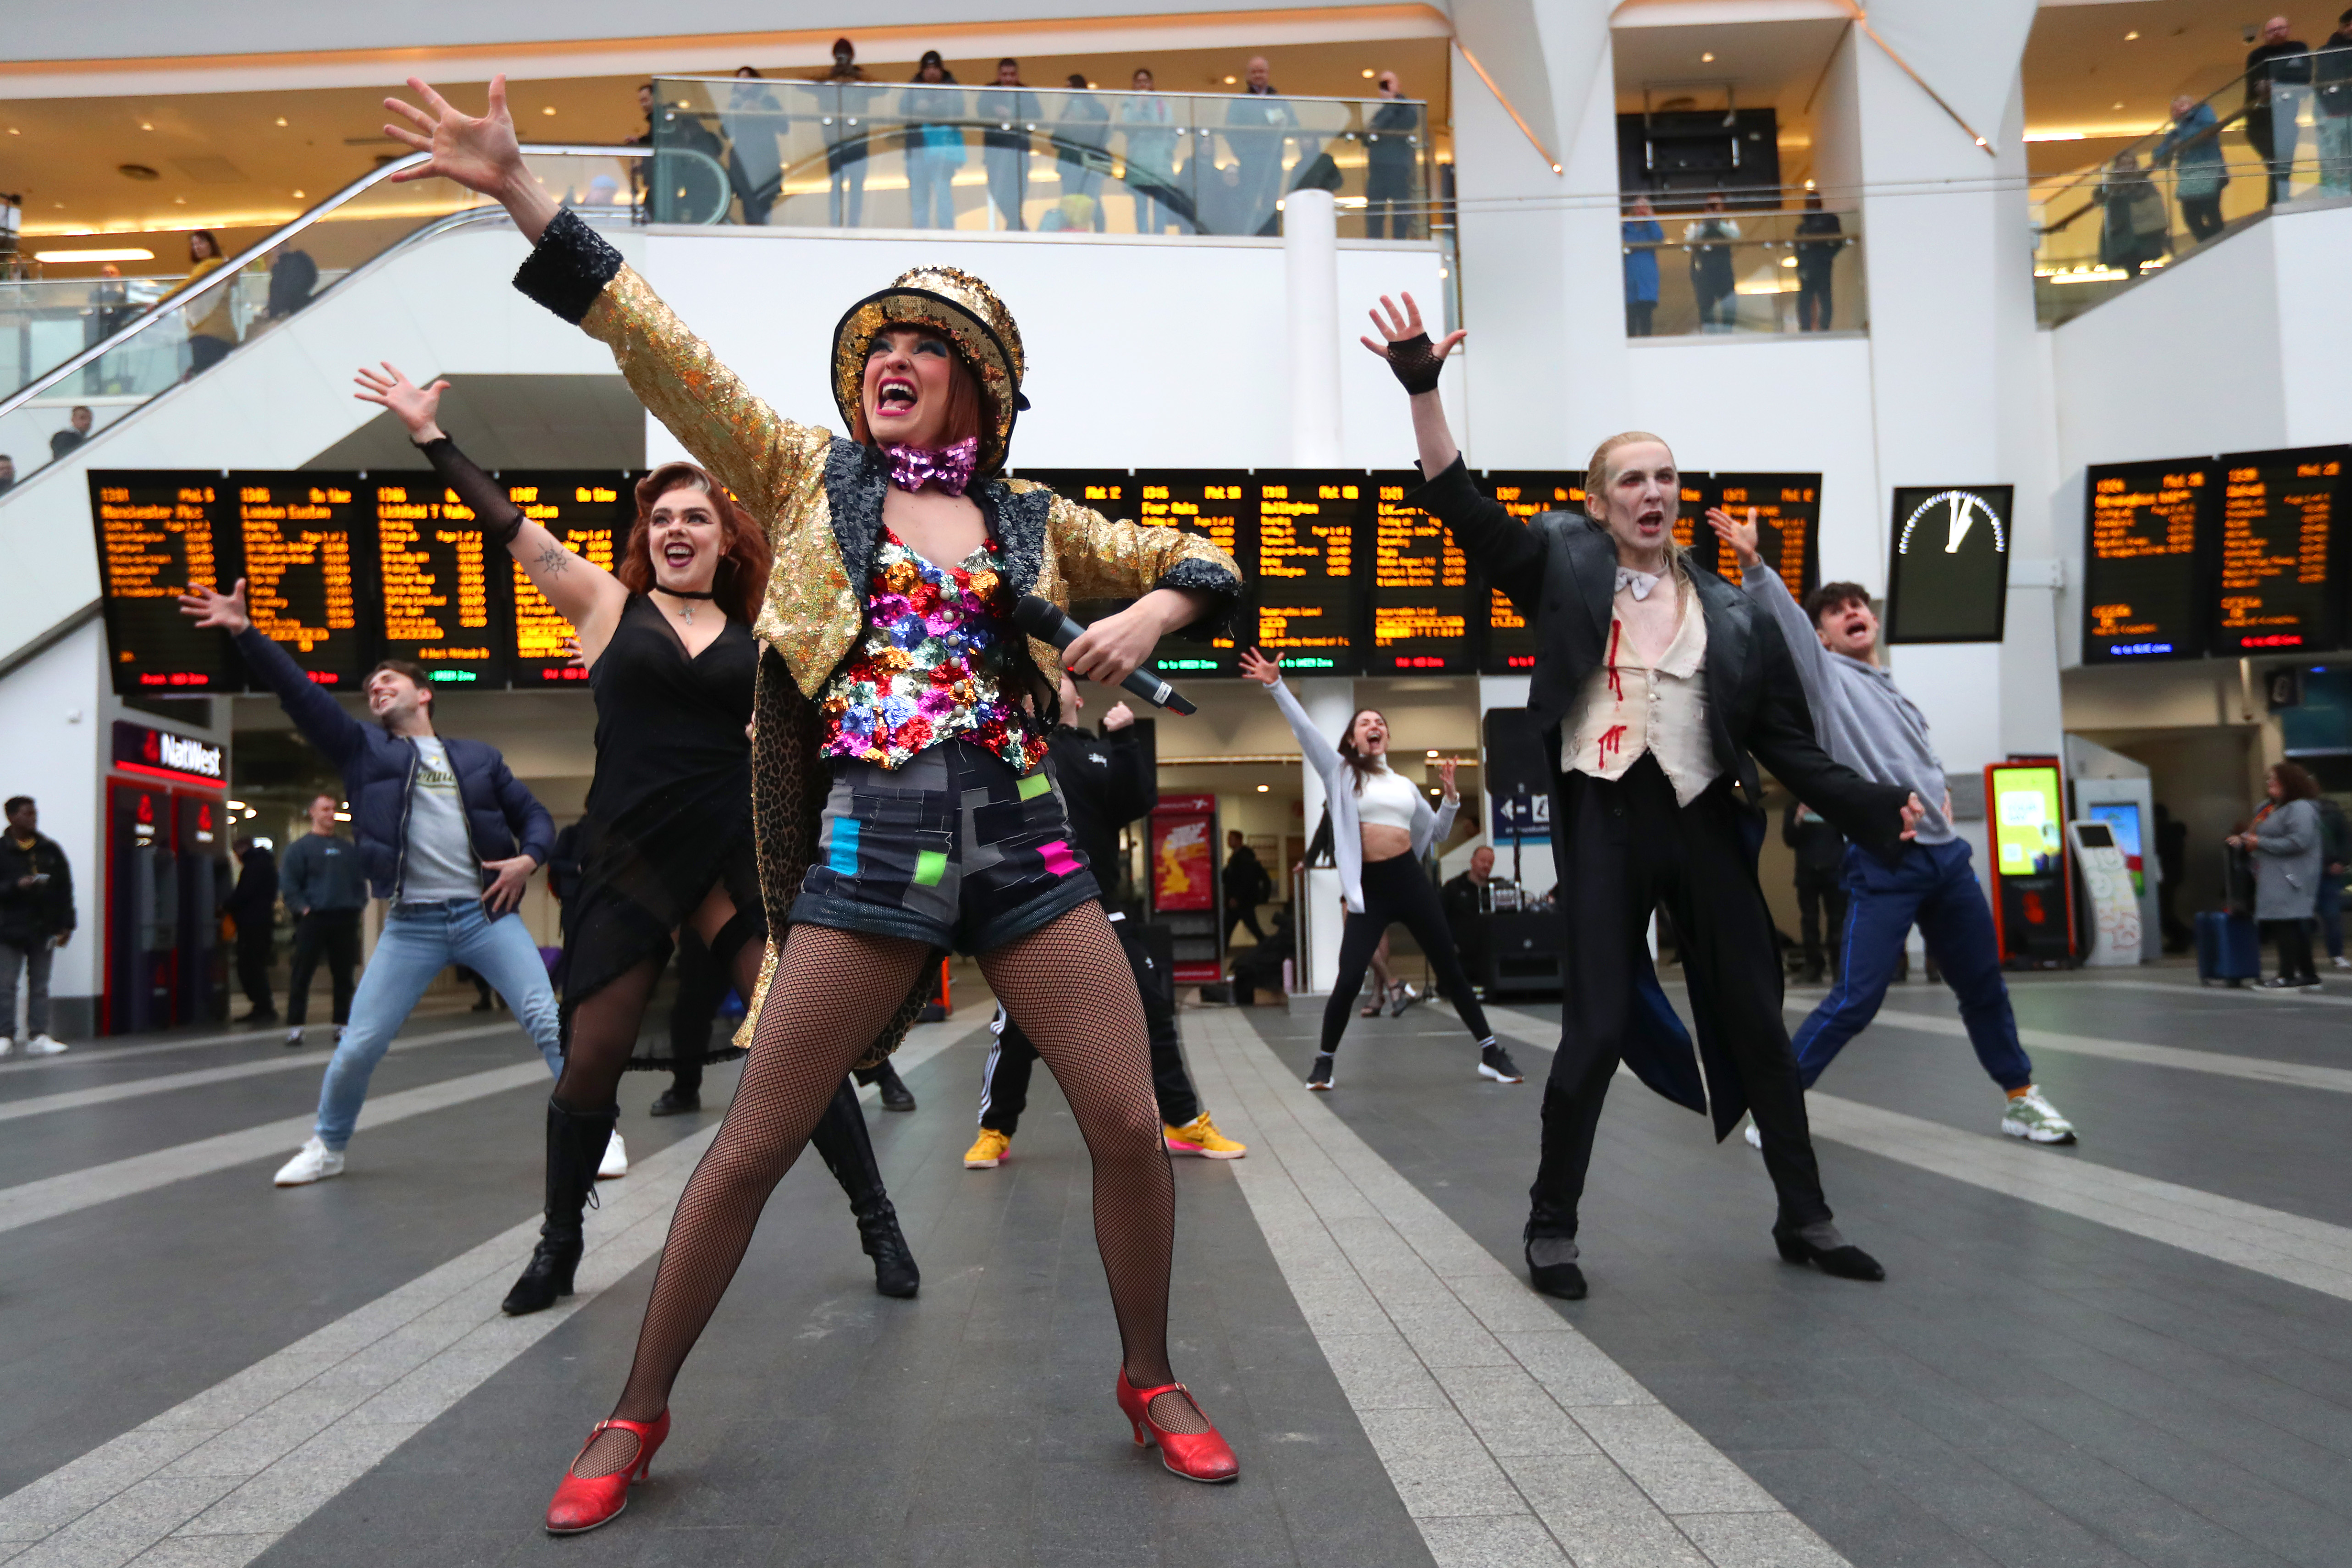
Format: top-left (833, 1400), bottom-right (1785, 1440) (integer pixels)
top-left (223, 834), bottom-right (281, 1023)
top-left (0, 796), bottom-right (74, 1056)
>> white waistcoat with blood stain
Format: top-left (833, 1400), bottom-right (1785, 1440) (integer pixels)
top-left (1560, 583), bottom-right (1722, 806)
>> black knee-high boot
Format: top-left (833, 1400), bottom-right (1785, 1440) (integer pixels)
top-left (503, 1098), bottom-right (616, 1316)
top-left (809, 1077), bottom-right (920, 1298)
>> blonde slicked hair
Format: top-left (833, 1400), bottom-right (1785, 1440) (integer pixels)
top-left (1583, 430), bottom-right (1685, 566)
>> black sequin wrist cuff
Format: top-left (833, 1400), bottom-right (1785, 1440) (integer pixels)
top-left (511, 207), bottom-right (624, 325)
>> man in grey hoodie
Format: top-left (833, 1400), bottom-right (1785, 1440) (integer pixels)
top-left (1709, 506), bottom-right (2080, 1145)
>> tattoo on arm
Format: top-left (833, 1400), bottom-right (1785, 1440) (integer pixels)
top-left (532, 541), bottom-right (570, 577)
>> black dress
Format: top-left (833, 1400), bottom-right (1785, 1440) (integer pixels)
top-left (562, 594), bottom-right (762, 1069)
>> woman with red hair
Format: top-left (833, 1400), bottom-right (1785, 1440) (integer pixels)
top-left (354, 366), bottom-right (923, 1319)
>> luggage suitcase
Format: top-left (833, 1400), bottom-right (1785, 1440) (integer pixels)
top-left (2194, 909), bottom-right (2261, 986)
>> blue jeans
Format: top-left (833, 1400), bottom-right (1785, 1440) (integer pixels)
top-left (1791, 839), bottom-right (2034, 1093)
top-left (314, 900), bottom-right (562, 1149)
top-left (2315, 874), bottom-right (2343, 960)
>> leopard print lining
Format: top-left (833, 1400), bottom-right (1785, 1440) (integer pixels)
top-left (738, 642), bottom-right (935, 1069)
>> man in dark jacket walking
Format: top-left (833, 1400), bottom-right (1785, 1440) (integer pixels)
top-left (0, 796), bottom-right (75, 1055)
top-left (1222, 829), bottom-right (1272, 944)
top-left (224, 834), bottom-right (281, 1023)
top-left (182, 580), bottom-right (566, 1187)
top-left (1783, 801), bottom-right (1846, 983)
top-left (963, 680), bottom-right (1245, 1167)
top-left (1368, 293), bottom-right (1920, 1300)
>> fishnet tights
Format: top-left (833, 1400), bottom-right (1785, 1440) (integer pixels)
top-left (570, 905), bottom-right (1195, 1478)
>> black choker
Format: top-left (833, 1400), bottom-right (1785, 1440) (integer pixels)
top-left (654, 587), bottom-right (716, 600)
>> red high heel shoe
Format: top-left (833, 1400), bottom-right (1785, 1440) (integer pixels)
top-left (544, 1411), bottom-right (670, 1534)
top-left (1116, 1369), bottom-right (1239, 1483)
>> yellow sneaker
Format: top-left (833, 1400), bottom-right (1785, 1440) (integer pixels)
top-left (1164, 1112), bottom-right (1247, 1160)
top-left (964, 1128), bottom-right (1011, 1169)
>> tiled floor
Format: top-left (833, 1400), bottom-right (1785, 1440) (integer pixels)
top-left (2, 966), bottom-right (2346, 1566)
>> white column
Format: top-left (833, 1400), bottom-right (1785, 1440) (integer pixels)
top-left (1292, 676), bottom-right (1355, 993)
top-left (1283, 187), bottom-right (1342, 467)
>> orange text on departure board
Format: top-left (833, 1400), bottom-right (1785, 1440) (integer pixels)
top-left (2219, 461), bottom-right (2334, 641)
top-left (96, 485), bottom-right (217, 598)
top-left (376, 484), bottom-right (492, 659)
top-left (240, 484), bottom-right (356, 658)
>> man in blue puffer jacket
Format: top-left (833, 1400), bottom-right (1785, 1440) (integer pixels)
top-left (182, 580), bottom-right (574, 1187)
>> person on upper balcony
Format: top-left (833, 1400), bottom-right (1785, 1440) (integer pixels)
top-left (2151, 93), bottom-right (2230, 240)
top-left (2318, 7), bottom-right (2352, 194)
top-left (2246, 15), bottom-right (2314, 204)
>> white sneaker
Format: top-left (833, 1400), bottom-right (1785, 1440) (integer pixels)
top-left (2334, 955), bottom-right (2352, 971)
top-left (0, 1037), bottom-right (13, 1058)
top-left (598, 1131), bottom-right (628, 1180)
top-left (285, 1026), bottom-right (304, 1048)
top-left (1743, 1120), bottom-right (1763, 1150)
top-left (274, 1137), bottom-right (345, 1186)
top-left (22, 1035), bottom-right (66, 1057)
top-left (2000, 1087), bottom-right (2078, 1145)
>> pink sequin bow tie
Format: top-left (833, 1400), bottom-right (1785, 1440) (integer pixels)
top-left (884, 437), bottom-right (980, 496)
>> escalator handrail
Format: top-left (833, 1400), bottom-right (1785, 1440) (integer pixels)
top-left (0, 143), bottom-right (647, 425)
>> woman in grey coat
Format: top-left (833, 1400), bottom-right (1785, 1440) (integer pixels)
top-left (2229, 762), bottom-right (2326, 990)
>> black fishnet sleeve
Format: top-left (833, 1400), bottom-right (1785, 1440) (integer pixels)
top-left (416, 436), bottom-right (526, 547)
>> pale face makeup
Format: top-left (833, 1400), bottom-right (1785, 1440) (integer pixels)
top-left (861, 327), bottom-right (962, 452)
top-left (1591, 441), bottom-right (1679, 568)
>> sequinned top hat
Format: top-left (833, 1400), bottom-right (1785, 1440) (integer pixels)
top-left (832, 265), bottom-right (1029, 479)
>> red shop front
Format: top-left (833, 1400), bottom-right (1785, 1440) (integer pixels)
top-left (104, 721), bottom-right (231, 1034)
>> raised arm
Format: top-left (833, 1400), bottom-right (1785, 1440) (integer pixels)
top-left (177, 580), bottom-right (368, 772)
top-left (1709, 505), bottom-right (1831, 720)
top-left (1359, 292), bottom-right (1463, 478)
top-left (381, 76), bottom-right (830, 523)
top-left (353, 362), bottom-right (631, 663)
top-left (1239, 649), bottom-right (1345, 788)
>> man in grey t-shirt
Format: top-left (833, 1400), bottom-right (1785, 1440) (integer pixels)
top-left (1710, 506), bottom-right (2079, 1147)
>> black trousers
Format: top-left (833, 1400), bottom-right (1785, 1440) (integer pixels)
top-left (2181, 194), bottom-right (2225, 240)
top-left (981, 912), bottom-right (1199, 1132)
top-left (1796, 273), bottom-right (1833, 331)
top-left (1321, 854), bottom-right (1493, 1054)
top-left (2262, 917), bottom-right (2318, 984)
top-left (1224, 898), bottom-right (1267, 944)
top-left (1529, 757), bottom-right (1832, 1240)
top-left (234, 919), bottom-right (276, 1015)
top-left (1793, 863), bottom-right (1848, 977)
top-left (286, 909), bottom-right (360, 1027)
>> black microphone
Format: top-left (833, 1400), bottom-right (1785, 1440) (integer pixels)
top-left (1013, 594), bottom-right (1197, 716)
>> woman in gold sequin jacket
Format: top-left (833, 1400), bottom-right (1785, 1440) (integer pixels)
top-left (384, 77), bottom-right (1249, 1528)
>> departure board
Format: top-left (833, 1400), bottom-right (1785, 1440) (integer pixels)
top-left (506, 474), bottom-right (635, 685)
top-left (1479, 471), bottom-right (1583, 674)
top-left (1673, 478), bottom-right (1707, 554)
top-left (370, 478), bottom-right (507, 686)
top-left (2213, 446), bottom-right (2345, 654)
top-left (1368, 473), bottom-right (1475, 673)
top-left (1128, 472), bottom-right (1248, 679)
top-left (236, 474), bottom-right (365, 689)
top-left (1251, 472), bottom-right (1364, 674)
top-left (90, 473), bottom-right (243, 693)
top-left (2082, 459), bottom-right (2215, 662)
top-left (1706, 475), bottom-right (1820, 596)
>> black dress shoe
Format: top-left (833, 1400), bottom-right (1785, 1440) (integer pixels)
top-left (857, 1060), bottom-right (917, 1112)
top-left (1774, 1229), bottom-right (1886, 1281)
top-left (648, 1088), bottom-right (700, 1117)
top-left (1524, 1244), bottom-right (1588, 1300)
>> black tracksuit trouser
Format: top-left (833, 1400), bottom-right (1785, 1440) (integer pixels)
top-left (1529, 756), bottom-right (1833, 1241)
top-left (981, 911), bottom-right (1199, 1133)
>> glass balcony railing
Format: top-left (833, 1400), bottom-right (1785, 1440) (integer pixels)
top-left (646, 76), bottom-right (1438, 241)
top-left (1619, 204), bottom-right (1866, 339)
top-left (2032, 45), bottom-right (2352, 326)
top-left (0, 147), bottom-right (642, 495)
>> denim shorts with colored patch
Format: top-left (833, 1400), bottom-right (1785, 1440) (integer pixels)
top-left (791, 738), bottom-right (1101, 955)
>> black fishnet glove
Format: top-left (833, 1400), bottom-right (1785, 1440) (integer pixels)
top-left (416, 435), bottom-right (526, 547)
top-left (1382, 331), bottom-right (1447, 395)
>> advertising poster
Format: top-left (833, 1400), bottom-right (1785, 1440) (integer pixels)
top-left (1149, 795), bottom-right (1217, 913)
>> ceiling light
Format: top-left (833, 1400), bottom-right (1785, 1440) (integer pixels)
top-left (275, 116), bottom-right (287, 127)
top-left (1256, 783), bottom-right (1270, 792)
top-left (174, 196), bottom-right (186, 204)
top-left (2023, 130), bottom-right (2087, 142)
top-left (1362, 68), bottom-right (1376, 78)
top-left (1975, 136), bottom-right (1988, 146)
top-left (2112, 101), bottom-right (2125, 110)
top-left (541, 105), bottom-right (557, 116)
top-left (139, 122), bottom-right (153, 131)
top-left (5, 128), bottom-right (17, 136)
top-left (1804, 178), bottom-right (1817, 189)
top-left (34, 246), bottom-right (155, 262)
top-left (291, 189), bottom-right (304, 199)
top-left (2124, 30), bottom-right (2139, 40)
top-left (1701, 51), bottom-right (1715, 62)
top-left (1223, 75), bottom-right (1237, 84)
top-left (1426, 749), bottom-right (1440, 758)
top-left (1781, 254), bottom-right (1798, 267)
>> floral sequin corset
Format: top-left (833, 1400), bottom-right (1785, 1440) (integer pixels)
top-left (820, 529), bottom-right (1048, 772)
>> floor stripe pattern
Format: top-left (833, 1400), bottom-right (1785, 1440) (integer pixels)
top-left (0, 1018), bottom-right (984, 1568)
top-left (1189, 1009), bottom-right (1847, 1568)
top-left (1483, 1005), bottom-right (2352, 1305)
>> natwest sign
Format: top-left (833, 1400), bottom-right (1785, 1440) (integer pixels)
top-left (112, 719), bottom-right (225, 786)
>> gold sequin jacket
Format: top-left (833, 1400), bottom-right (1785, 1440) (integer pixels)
top-left (513, 210), bottom-right (1243, 1053)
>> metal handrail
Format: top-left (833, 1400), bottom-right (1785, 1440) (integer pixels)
top-left (0, 143), bottom-right (647, 425)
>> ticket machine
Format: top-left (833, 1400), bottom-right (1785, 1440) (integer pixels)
top-left (103, 720), bottom-right (230, 1033)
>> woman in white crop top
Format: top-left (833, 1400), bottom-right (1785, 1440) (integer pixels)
top-left (1242, 647), bottom-right (1523, 1091)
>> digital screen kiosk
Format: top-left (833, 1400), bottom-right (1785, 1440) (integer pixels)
top-left (91, 474), bottom-right (244, 694)
top-left (1368, 473), bottom-right (1475, 673)
top-left (2212, 446), bottom-right (2346, 655)
top-left (506, 474), bottom-right (635, 685)
top-left (1886, 485), bottom-right (2013, 644)
top-left (231, 474), bottom-right (368, 690)
top-left (1984, 759), bottom-right (2076, 966)
top-left (2082, 460), bottom-right (2217, 662)
top-left (1476, 471), bottom-right (1582, 674)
